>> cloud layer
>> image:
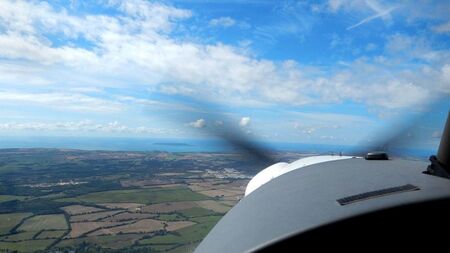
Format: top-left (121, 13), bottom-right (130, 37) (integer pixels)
top-left (0, 120), bottom-right (169, 135)
top-left (0, 0), bottom-right (448, 143)
top-left (0, 0), bottom-right (447, 111)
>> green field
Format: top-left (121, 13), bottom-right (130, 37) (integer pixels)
top-left (57, 187), bottom-right (210, 205)
top-left (190, 215), bottom-right (223, 224)
top-left (57, 234), bottom-right (144, 249)
top-left (0, 239), bottom-right (55, 252)
top-left (148, 244), bottom-right (178, 251)
top-left (157, 213), bottom-right (186, 221)
top-left (0, 213), bottom-right (32, 235)
top-left (178, 207), bottom-right (217, 218)
top-left (0, 149), bottom-right (248, 252)
top-left (36, 230), bottom-right (67, 239)
top-left (29, 192), bottom-right (66, 201)
top-left (140, 221), bottom-right (217, 245)
top-left (0, 231), bottom-right (36, 242)
top-left (18, 214), bottom-right (68, 232)
top-left (166, 244), bottom-right (199, 253)
top-left (139, 233), bottom-right (184, 245)
top-left (0, 195), bottom-right (28, 203)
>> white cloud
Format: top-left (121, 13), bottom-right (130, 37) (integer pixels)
top-left (287, 111), bottom-right (373, 144)
top-left (292, 112), bottom-right (373, 124)
top-left (400, 1), bottom-right (450, 24)
top-left (294, 123), bottom-right (317, 135)
top-left (0, 0), bottom-right (447, 116)
top-left (0, 91), bottom-right (123, 112)
top-left (115, 95), bottom-right (197, 112)
top-left (328, 0), bottom-right (373, 13)
top-left (441, 65), bottom-right (450, 85)
top-left (328, 0), bottom-right (450, 31)
top-left (239, 117), bottom-right (251, 127)
top-left (329, 34), bottom-right (352, 48)
top-left (320, 135), bottom-right (336, 140)
top-left (209, 17), bottom-right (236, 27)
top-left (0, 120), bottom-right (168, 134)
top-left (214, 120), bottom-right (224, 126)
top-left (366, 43), bottom-right (377, 51)
top-left (0, 62), bottom-right (52, 86)
top-left (189, 119), bottom-right (206, 128)
top-left (0, 32), bottom-right (99, 66)
top-left (290, 112), bottom-right (371, 139)
top-left (432, 21), bottom-right (450, 34)
top-left (327, 0), bottom-right (397, 30)
top-left (432, 130), bottom-right (442, 138)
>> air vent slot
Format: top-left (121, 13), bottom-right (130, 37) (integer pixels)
top-left (337, 184), bottom-right (420, 206)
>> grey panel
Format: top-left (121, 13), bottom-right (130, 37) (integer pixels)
top-left (194, 158), bottom-right (450, 253)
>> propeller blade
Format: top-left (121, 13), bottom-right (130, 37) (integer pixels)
top-left (351, 97), bottom-right (449, 157)
top-left (152, 97), bottom-right (277, 166)
top-left (210, 121), bottom-right (276, 166)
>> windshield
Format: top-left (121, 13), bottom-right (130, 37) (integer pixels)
top-left (0, 1), bottom-right (449, 252)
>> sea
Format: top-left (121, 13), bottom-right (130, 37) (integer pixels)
top-left (0, 136), bottom-right (435, 160)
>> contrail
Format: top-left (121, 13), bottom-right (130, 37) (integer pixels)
top-left (347, 7), bottom-right (396, 30)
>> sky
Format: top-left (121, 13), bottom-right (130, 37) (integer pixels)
top-left (0, 0), bottom-right (449, 148)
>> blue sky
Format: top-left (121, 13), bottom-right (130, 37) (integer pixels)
top-left (0, 0), bottom-right (449, 148)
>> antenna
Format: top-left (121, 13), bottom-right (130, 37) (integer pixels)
top-left (426, 111), bottom-right (450, 178)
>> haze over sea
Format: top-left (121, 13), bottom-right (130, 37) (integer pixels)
top-left (0, 136), bottom-right (434, 160)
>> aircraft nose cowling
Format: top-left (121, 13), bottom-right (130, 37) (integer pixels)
top-left (245, 162), bottom-right (289, 196)
top-left (245, 156), bottom-right (356, 197)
